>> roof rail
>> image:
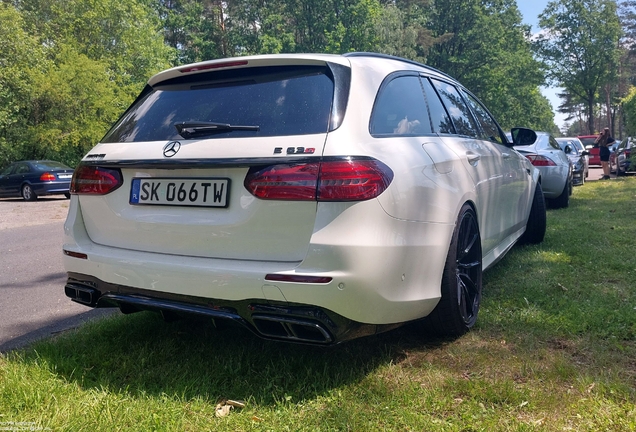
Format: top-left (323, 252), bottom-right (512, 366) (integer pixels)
top-left (343, 52), bottom-right (456, 81)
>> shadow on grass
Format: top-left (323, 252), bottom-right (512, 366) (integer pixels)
top-left (18, 310), bottom-right (450, 406)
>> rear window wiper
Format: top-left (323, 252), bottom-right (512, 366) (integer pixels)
top-left (175, 121), bottom-right (260, 139)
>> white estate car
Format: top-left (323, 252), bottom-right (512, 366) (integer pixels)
top-left (63, 53), bottom-right (546, 345)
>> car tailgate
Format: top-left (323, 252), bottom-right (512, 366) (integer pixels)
top-left (77, 135), bottom-right (326, 262)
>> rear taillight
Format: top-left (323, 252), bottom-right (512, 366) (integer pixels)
top-left (71, 165), bottom-right (123, 195)
top-left (524, 154), bottom-right (557, 167)
top-left (40, 172), bottom-right (56, 181)
top-left (245, 158), bottom-right (393, 201)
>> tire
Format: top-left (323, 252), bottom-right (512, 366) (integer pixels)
top-left (64, 192), bottom-right (71, 199)
top-left (422, 204), bottom-right (482, 337)
top-left (518, 182), bottom-right (546, 245)
top-left (616, 164), bottom-right (625, 177)
top-left (21, 184), bottom-right (37, 201)
top-left (549, 180), bottom-right (569, 209)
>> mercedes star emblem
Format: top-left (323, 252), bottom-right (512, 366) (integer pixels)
top-left (163, 141), bottom-right (181, 158)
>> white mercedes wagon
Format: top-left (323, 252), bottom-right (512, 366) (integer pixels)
top-left (63, 53), bottom-right (546, 344)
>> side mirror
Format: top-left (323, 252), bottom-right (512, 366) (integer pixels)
top-left (510, 127), bottom-right (537, 146)
top-left (564, 145), bottom-right (573, 154)
top-left (582, 150), bottom-right (589, 156)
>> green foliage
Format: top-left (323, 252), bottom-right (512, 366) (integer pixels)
top-left (425, 0), bottom-right (554, 131)
top-left (17, 0), bottom-right (175, 90)
top-left (2, 0), bottom-right (565, 166)
top-left (624, 86), bottom-right (636, 136)
top-left (0, 3), bottom-right (48, 167)
top-left (28, 47), bottom-right (123, 166)
top-left (1, 0), bottom-right (174, 167)
top-left (535, 0), bottom-right (622, 134)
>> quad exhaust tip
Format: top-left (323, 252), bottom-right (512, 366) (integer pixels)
top-left (64, 282), bottom-right (99, 306)
top-left (251, 314), bottom-right (333, 344)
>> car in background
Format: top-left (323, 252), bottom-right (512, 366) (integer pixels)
top-left (578, 135), bottom-right (600, 165)
top-left (556, 138), bottom-right (588, 186)
top-left (579, 134), bottom-right (619, 167)
top-left (512, 131), bottom-right (572, 208)
top-left (0, 160), bottom-right (73, 200)
top-left (559, 137), bottom-right (588, 177)
top-left (615, 137), bottom-right (635, 176)
top-left (62, 53), bottom-right (546, 345)
top-left (609, 139), bottom-right (620, 173)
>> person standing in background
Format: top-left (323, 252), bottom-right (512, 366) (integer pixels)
top-left (595, 128), bottom-right (615, 180)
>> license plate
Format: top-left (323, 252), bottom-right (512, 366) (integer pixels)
top-left (130, 178), bottom-right (230, 208)
top-left (57, 174), bottom-right (72, 179)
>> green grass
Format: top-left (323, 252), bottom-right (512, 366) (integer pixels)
top-left (1, 178), bottom-right (635, 431)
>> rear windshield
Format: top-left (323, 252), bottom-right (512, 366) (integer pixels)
top-left (579, 137), bottom-right (597, 147)
top-left (102, 65), bottom-right (335, 142)
top-left (32, 161), bottom-right (71, 170)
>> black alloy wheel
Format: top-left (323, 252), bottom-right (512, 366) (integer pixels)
top-left (422, 204), bottom-right (482, 336)
top-left (454, 208), bottom-right (482, 327)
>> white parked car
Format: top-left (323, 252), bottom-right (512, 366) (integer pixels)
top-left (512, 131), bottom-right (573, 208)
top-left (63, 53), bottom-right (546, 344)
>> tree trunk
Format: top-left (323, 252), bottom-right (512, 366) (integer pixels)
top-left (587, 98), bottom-right (595, 135)
top-left (606, 85), bottom-right (612, 135)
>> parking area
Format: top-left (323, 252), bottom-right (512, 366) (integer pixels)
top-left (0, 197), bottom-right (70, 230)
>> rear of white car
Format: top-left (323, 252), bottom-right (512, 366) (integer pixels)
top-left (514, 132), bottom-right (572, 208)
top-left (64, 53), bottom-right (542, 344)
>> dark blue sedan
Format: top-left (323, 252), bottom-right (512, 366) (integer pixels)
top-left (0, 160), bottom-right (73, 200)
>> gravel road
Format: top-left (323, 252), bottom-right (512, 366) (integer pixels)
top-left (0, 196), bottom-right (70, 230)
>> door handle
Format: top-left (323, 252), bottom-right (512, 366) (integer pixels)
top-left (502, 153), bottom-right (511, 159)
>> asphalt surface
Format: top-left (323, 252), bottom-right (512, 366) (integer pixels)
top-left (0, 198), bottom-right (114, 352)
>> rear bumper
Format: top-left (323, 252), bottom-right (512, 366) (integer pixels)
top-left (64, 272), bottom-right (401, 345)
top-left (63, 196), bottom-right (448, 330)
top-left (32, 181), bottom-right (70, 195)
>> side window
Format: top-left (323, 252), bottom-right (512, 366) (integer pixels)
top-left (430, 79), bottom-right (480, 138)
top-left (15, 163), bottom-right (30, 174)
top-left (421, 78), bottom-right (454, 134)
top-left (618, 138), bottom-right (627, 151)
top-left (548, 136), bottom-right (561, 150)
top-left (1, 165), bottom-right (14, 175)
top-left (370, 75), bottom-right (432, 136)
top-left (461, 90), bottom-right (505, 145)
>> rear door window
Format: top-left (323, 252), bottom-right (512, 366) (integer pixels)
top-left (370, 75), bottom-right (432, 136)
top-left (549, 135), bottom-right (561, 150)
top-left (420, 78), bottom-right (454, 134)
top-left (15, 163), bottom-right (31, 174)
top-left (460, 90), bottom-right (505, 144)
top-left (102, 66), bottom-right (335, 142)
top-left (430, 79), bottom-right (480, 138)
